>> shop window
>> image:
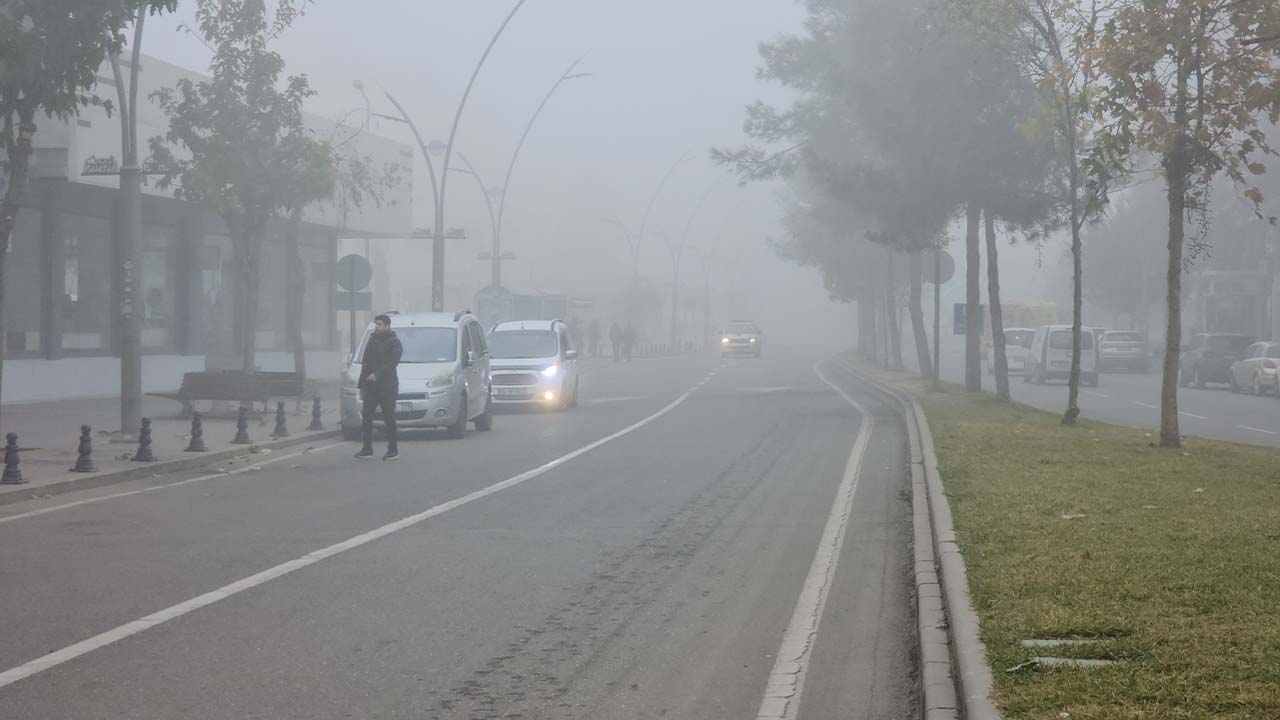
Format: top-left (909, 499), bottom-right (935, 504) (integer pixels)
top-left (4, 208), bottom-right (43, 355)
top-left (62, 214), bottom-right (111, 352)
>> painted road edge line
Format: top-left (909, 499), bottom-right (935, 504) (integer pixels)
top-left (0, 443), bottom-right (345, 526)
top-left (755, 363), bottom-right (871, 720)
top-left (0, 370), bottom-right (714, 691)
top-left (1237, 425), bottom-right (1279, 436)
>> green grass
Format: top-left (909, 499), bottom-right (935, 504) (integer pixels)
top-left (910, 378), bottom-right (1280, 719)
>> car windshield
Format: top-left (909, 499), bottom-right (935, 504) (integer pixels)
top-left (1207, 336), bottom-right (1252, 352)
top-left (1049, 330), bottom-right (1092, 350)
top-left (1268, 346), bottom-right (1280, 359)
top-left (357, 327), bottom-right (456, 364)
top-left (1106, 332), bottom-right (1142, 343)
top-left (725, 323), bottom-right (759, 334)
top-left (1005, 330), bottom-right (1032, 348)
top-left (488, 330), bottom-right (559, 359)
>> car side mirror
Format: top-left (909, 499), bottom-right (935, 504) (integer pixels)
top-left (464, 350), bottom-right (477, 366)
top-left (565, 349), bottom-right (579, 361)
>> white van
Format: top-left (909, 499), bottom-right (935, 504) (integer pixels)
top-left (1024, 325), bottom-right (1099, 386)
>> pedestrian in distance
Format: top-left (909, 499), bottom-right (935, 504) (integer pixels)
top-left (356, 314), bottom-right (403, 461)
top-left (587, 318), bottom-right (601, 358)
top-left (623, 322), bottom-right (636, 362)
top-left (610, 322), bottom-right (622, 362)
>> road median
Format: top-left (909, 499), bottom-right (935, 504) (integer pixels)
top-left (867, 365), bottom-right (1280, 719)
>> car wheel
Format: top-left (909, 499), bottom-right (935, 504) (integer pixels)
top-left (342, 425), bottom-right (361, 442)
top-left (1253, 374), bottom-right (1264, 397)
top-left (473, 390), bottom-right (493, 431)
top-left (446, 394), bottom-right (468, 439)
top-left (569, 379), bottom-right (580, 408)
top-left (1230, 375), bottom-right (1241, 393)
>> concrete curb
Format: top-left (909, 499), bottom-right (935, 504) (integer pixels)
top-left (0, 429), bottom-right (342, 508)
top-left (833, 358), bottom-right (1001, 720)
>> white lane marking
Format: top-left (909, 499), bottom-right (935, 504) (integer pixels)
top-left (1135, 402), bottom-right (1159, 410)
top-left (1081, 390), bottom-right (1110, 398)
top-left (756, 362), bottom-right (871, 720)
top-left (744, 386), bottom-right (798, 395)
top-left (1179, 411), bottom-right (1209, 421)
top-left (0, 371), bottom-right (714, 691)
top-left (0, 443), bottom-right (345, 526)
top-left (581, 396), bottom-right (644, 405)
top-left (1237, 425), bottom-right (1279, 436)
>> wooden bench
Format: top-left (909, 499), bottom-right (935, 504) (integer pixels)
top-left (149, 371), bottom-right (304, 416)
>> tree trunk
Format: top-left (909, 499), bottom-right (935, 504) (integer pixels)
top-left (286, 207), bottom-right (308, 388)
top-left (237, 222), bottom-right (264, 375)
top-left (1062, 87), bottom-right (1084, 425)
top-left (1160, 71), bottom-right (1192, 448)
top-left (886, 251), bottom-right (903, 369)
top-left (857, 290), bottom-right (877, 362)
top-left (965, 203), bottom-right (982, 391)
top-left (0, 116), bottom-right (36, 430)
top-left (908, 250), bottom-right (933, 379)
top-left (985, 210), bottom-right (1009, 400)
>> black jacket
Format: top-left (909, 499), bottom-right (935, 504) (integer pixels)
top-left (359, 331), bottom-right (403, 389)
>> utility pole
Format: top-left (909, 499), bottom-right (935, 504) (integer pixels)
top-left (109, 16), bottom-right (146, 437)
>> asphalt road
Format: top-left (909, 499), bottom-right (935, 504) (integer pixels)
top-left (0, 353), bottom-right (916, 720)
top-left (930, 346), bottom-right (1280, 447)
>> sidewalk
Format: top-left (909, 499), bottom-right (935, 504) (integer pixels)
top-left (0, 388), bottom-right (341, 504)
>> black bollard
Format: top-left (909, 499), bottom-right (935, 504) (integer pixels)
top-left (307, 397), bottom-right (325, 431)
top-left (186, 412), bottom-right (208, 452)
top-left (1, 433), bottom-right (25, 485)
top-left (231, 404), bottom-right (252, 445)
top-left (70, 425), bottom-right (97, 473)
top-left (271, 401), bottom-right (290, 439)
top-left (133, 418), bottom-right (157, 462)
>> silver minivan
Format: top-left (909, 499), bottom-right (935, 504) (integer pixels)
top-left (340, 311), bottom-right (492, 440)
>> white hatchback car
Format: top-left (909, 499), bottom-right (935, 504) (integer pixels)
top-left (487, 320), bottom-right (581, 409)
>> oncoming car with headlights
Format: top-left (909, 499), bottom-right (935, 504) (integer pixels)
top-left (340, 311), bottom-right (492, 441)
top-left (487, 320), bottom-right (580, 409)
top-left (720, 321), bottom-right (763, 358)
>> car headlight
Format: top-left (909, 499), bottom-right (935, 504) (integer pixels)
top-left (428, 373), bottom-right (454, 388)
top-left (749, 337), bottom-right (757, 343)
top-left (541, 364), bottom-right (560, 378)
top-left (721, 337), bottom-right (730, 344)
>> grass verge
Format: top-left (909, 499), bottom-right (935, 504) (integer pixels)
top-left (905, 375), bottom-right (1280, 719)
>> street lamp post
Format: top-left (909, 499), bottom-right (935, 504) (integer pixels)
top-left (435, 0), bottom-right (531, 311)
top-left (492, 58), bottom-right (592, 289)
top-left (636, 151), bottom-right (695, 279)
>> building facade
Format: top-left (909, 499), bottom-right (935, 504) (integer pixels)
top-left (4, 55), bottom-right (413, 403)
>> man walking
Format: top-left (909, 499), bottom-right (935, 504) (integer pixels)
top-left (610, 322), bottom-right (622, 362)
top-left (586, 319), bottom-right (601, 358)
top-left (356, 314), bottom-right (403, 460)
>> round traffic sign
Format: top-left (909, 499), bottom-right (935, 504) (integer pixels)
top-left (336, 254), bottom-right (372, 292)
top-left (926, 250), bottom-right (956, 285)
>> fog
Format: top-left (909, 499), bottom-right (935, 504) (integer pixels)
top-left (138, 1), bottom-right (855, 353)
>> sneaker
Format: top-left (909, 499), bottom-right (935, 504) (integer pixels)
top-left (355, 448), bottom-right (374, 460)
top-left (383, 448), bottom-right (399, 461)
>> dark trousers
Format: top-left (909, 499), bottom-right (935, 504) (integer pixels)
top-left (361, 383), bottom-right (399, 450)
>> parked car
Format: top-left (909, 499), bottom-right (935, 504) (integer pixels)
top-left (986, 328), bottom-right (1035, 374)
top-left (1024, 325), bottom-right (1099, 386)
top-left (341, 311), bottom-right (493, 441)
top-left (486, 319), bottom-right (581, 410)
top-left (1099, 330), bottom-right (1150, 373)
top-left (1229, 341), bottom-right (1280, 395)
top-left (1180, 333), bottom-right (1254, 388)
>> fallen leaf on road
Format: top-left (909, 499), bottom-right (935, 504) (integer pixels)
top-left (1194, 488), bottom-right (1205, 494)
top-left (1060, 513), bottom-right (1087, 520)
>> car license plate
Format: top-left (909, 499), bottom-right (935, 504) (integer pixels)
top-left (397, 402), bottom-right (413, 414)
top-left (495, 387), bottom-right (525, 396)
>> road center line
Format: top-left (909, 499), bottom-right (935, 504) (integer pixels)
top-left (1237, 425), bottom-right (1278, 436)
top-left (1135, 402), bottom-right (1159, 410)
top-left (0, 443), bottom-right (345, 526)
top-left (755, 362), bottom-right (871, 720)
top-left (1179, 411), bottom-right (1209, 420)
top-left (0, 372), bottom-right (713, 691)
top-left (1081, 390), bottom-right (1110, 398)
